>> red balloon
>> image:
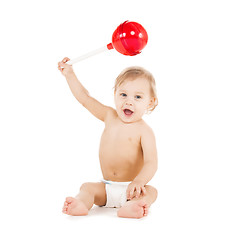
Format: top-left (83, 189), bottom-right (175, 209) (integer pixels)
top-left (108, 21), bottom-right (148, 56)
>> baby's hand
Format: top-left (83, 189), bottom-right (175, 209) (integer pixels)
top-left (126, 181), bottom-right (146, 200)
top-left (58, 57), bottom-right (74, 77)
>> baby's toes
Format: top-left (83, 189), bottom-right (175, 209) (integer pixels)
top-left (143, 206), bottom-right (148, 216)
top-left (66, 197), bottom-right (74, 204)
top-left (62, 206), bottom-right (68, 213)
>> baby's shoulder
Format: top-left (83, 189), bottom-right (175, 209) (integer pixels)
top-left (137, 120), bottom-right (155, 136)
top-left (105, 107), bottom-right (117, 122)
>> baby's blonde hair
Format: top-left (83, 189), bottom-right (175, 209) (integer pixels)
top-left (114, 66), bottom-right (158, 112)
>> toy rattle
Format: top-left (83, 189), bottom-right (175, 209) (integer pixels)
top-left (66, 20), bottom-right (148, 65)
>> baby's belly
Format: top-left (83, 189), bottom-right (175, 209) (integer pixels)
top-left (99, 149), bottom-right (144, 182)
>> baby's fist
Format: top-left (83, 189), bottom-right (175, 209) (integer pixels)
top-left (58, 57), bottom-right (73, 77)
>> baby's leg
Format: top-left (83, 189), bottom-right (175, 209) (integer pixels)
top-left (117, 185), bottom-right (158, 219)
top-left (62, 182), bottom-right (106, 216)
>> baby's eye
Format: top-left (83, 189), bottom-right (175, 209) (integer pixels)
top-left (120, 93), bottom-right (127, 97)
top-left (135, 95), bottom-right (142, 99)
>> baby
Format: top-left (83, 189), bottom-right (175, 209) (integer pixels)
top-left (58, 57), bottom-right (158, 218)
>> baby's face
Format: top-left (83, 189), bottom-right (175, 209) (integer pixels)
top-left (114, 77), bottom-right (154, 123)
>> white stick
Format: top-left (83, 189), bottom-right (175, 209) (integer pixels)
top-left (66, 45), bottom-right (109, 65)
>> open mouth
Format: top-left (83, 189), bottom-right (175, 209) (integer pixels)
top-left (123, 109), bottom-right (134, 117)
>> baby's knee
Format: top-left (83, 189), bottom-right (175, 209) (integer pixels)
top-left (145, 185), bottom-right (158, 197)
top-left (80, 182), bottom-right (94, 193)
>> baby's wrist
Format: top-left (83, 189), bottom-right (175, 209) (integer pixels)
top-left (132, 179), bottom-right (145, 186)
top-left (65, 71), bottom-right (76, 79)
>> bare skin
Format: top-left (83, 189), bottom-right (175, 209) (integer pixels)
top-left (59, 58), bottom-right (158, 218)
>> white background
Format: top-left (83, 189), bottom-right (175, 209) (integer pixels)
top-left (0, 0), bottom-right (239, 239)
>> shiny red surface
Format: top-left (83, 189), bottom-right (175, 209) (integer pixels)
top-left (111, 21), bottom-right (148, 56)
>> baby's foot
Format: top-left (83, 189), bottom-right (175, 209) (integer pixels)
top-left (62, 197), bottom-right (88, 216)
top-left (117, 200), bottom-right (148, 219)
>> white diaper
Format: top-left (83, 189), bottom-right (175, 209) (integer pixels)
top-left (101, 179), bottom-right (131, 208)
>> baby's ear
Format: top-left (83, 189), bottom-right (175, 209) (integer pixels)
top-left (147, 97), bottom-right (157, 112)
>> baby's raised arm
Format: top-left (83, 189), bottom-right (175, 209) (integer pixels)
top-left (58, 57), bottom-right (111, 122)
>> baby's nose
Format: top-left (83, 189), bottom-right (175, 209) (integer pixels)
top-left (125, 101), bottom-right (133, 106)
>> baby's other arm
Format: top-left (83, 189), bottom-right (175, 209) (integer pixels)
top-left (58, 57), bottom-right (111, 122)
top-left (136, 125), bottom-right (158, 183)
top-left (127, 125), bottom-right (158, 199)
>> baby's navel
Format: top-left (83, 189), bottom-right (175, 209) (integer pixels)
top-left (128, 137), bottom-right (132, 142)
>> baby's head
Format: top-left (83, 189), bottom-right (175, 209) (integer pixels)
top-left (114, 66), bottom-right (158, 123)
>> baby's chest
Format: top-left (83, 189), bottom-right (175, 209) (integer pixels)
top-left (100, 125), bottom-right (141, 149)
